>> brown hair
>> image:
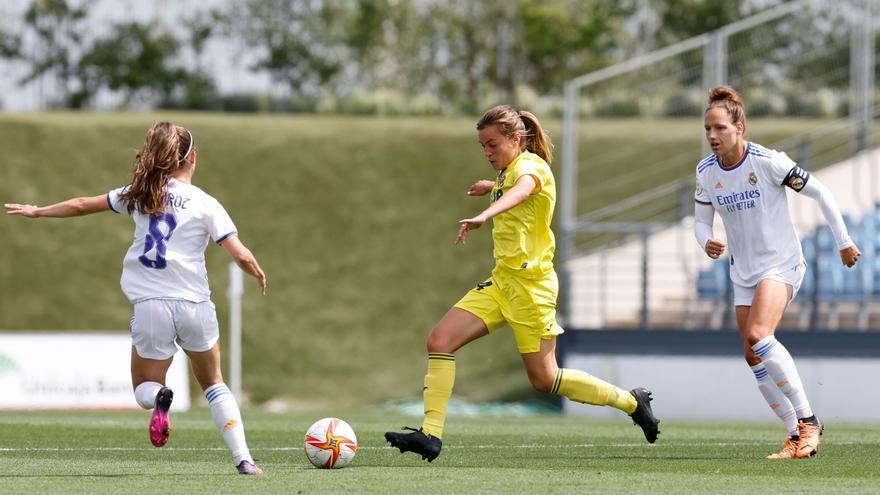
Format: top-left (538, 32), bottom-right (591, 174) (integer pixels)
top-left (706, 86), bottom-right (746, 130)
top-left (476, 105), bottom-right (553, 164)
top-left (120, 122), bottom-right (194, 215)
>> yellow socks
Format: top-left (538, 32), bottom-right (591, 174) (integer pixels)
top-left (550, 368), bottom-right (637, 414)
top-left (422, 360), bottom-right (634, 438)
top-left (421, 353), bottom-right (455, 439)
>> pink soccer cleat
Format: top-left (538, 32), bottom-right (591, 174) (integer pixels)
top-left (149, 387), bottom-right (174, 447)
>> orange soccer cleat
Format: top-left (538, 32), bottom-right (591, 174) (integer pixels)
top-left (795, 420), bottom-right (823, 458)
top-left (766, 437), bottom-right (798, 459)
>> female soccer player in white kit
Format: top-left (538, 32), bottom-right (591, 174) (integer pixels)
top-left (694, 87), bottom-right (861, 459)
top-left (5, 122), bottom-right (268, 475)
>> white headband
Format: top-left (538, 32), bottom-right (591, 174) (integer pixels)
top-left (181, 129), bottom-right (194, 162)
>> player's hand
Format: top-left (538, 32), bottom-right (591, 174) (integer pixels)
top-left (4, 203), bottom-right (39, 218)
top-left (256, 271), bottom-right (268, 296)
top-left (705, 239), bottom-right (726, 259)
top-left (840, 245), bottom-right (861, 268)
top-left (456, 215), bottom-right (487, 244)
top-left (467, 180), bottom-right (494, 196)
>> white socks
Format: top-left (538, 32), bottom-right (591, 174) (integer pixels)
top-left (752, 335), bottom-right (814, 420)
top-left (205, 383), bottom-right (253, 465)
top-left (750, 363), bottom-right (798, 436)
top-left (134, 381), bottom-right (163, 409)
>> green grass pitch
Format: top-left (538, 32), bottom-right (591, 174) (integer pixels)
top-left (1, 410), bottom-right (878, 494)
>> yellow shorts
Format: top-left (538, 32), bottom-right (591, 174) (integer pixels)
top-left (454, 266), bottom-right (564, 353)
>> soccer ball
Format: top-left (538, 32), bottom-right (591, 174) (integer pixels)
top-left (304, 417), bottom-right (358, 469)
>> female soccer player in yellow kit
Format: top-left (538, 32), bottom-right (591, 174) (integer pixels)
top-left (385, 105), bottom-right (660, 462)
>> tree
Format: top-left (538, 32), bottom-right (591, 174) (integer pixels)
top-left (165, 8), bottom-right (223, 109)
top-left (0, 27), bottom-right (20, 58)
top-left (19, 0), bottom-right (91, 107)
top-left (374, 0), bottom-right (633, 111)
top-left (430, 1), bottom-right (498, 113)
top-left (226, 0), bottom-right (356, 107)
top-left (354, 0), bottom-right (510, 113)
top-left (346, 0), bottom-right (387, 62)
top-left (79, 21), bottom-right (185, 108)
top-left (518, 0), bottom-right (634, 94)
top-left (222, 0), bottom-right (637, 114)
top-left (650, 0), bottom-right (751, 45)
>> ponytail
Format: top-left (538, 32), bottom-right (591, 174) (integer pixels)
top-left (518, 110), bottom-right (553, 165)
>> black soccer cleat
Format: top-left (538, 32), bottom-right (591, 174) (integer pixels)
top-left (629, 387), bottom-right (660, 444)
top-left (384, 427), bottom-right (442, 462)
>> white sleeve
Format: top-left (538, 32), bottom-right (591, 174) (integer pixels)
top-left (107, 185), bottom-right (131, 216)
top-left (694, 202), bottom-right (715, 251)
top-left (798, 175), bottom-right (853, 250)
top-left (205, 197), bottom-right (238, 244)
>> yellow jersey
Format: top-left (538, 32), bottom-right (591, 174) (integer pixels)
top-left (489, 150), bottom-right (556, 279)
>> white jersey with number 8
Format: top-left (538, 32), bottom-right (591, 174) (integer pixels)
top-left (108, 178), bottom-right (237, 303)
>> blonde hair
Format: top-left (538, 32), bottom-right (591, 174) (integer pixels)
top-left (120, 122), bottom-right (194, 215)
top-left (476, 105), bottom-right (553, 164)
top-left (706, 86), bottom-right (746, 130)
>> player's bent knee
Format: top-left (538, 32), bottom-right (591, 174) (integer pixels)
top-left (426, 327), bottom-right (456, 354)
top-left (530, 380), bottom-right (553, 394)
top-left (527, 373), bottom-right (555, 394)
top-left (746, 328), bottom-right (773, 346)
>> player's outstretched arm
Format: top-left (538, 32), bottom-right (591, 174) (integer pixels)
top-left (219, 234), bottom-right (268, 295)
top-left (457, 175), bottom-right (536, 245)
top-left (5, 195), bottom-right (110, 218)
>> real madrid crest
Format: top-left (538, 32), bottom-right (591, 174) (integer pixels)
top-left (748, 172), bottom-right (758, 186)
top-left (784, 166), bottom-right (809, 191)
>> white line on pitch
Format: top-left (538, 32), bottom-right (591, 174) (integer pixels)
top-left (0, 441), bottom-right (859, 452)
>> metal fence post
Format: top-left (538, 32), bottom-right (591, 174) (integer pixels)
top-left (641, 228), bottom-right (650, 330)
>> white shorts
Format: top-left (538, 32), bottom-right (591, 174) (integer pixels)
top-left (131, 298), bottom-right (219, 360)
top-left (732, 262), bottom-right (807, 307)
